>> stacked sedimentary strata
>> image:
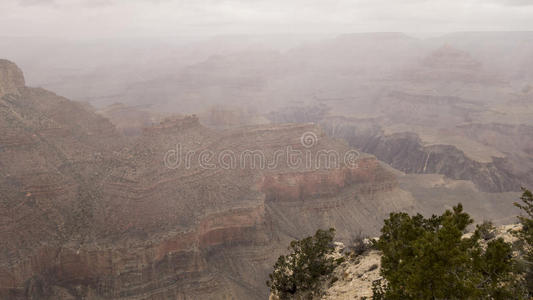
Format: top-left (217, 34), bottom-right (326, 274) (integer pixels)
top-left (0, 60), bottom-right (414, 299)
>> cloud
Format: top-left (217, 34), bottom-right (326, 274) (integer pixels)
top-left (2, 0), bottom-right (533, 38)
top-left (493, 0), bottom-right (533, 6)
top-left (17, 0), bottom-right (55, 6)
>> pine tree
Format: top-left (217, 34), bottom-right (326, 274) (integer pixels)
top-left (266, 228), bottom-right (341, 299)
top-left (374, 204), bottom-right (521, 299)
top-left (514, 188), bottom-right (533, 295)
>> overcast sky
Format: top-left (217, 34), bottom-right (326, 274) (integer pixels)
top-left (1, 0), bottom-right (532, 39)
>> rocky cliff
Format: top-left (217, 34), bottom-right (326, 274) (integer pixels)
top-left (0, 60), bottom-right (416, 300)
top-left (321, 117), bottom-right (533, 193)
top-left (0, 59), bottom-right (25, 98)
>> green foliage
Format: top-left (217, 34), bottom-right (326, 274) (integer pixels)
top-left (514, 188), bottom-right (533, 295)
top-left (266, 228), bottom-right (340, 299)
top-left (374, 203), bottom-right (522, 299)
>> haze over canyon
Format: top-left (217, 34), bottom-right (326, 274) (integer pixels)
top-left (1, 1), bottom-right (533, 299)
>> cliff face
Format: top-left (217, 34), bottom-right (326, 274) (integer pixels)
top-left (97, 103), bottom-right (164, 136)
top-left (0, 60), bottom-right (25, 97)
top-left (321, 117), bottom-right (533, 193)
top-left (404, 45), bottom-right (499, 83)
top-left (0, 61), bottom-right (414, 299)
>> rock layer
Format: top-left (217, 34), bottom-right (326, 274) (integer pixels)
top-left (321, 117), bottom-right (533, 193)
top-left (0, 60), bottom-right (414, 299)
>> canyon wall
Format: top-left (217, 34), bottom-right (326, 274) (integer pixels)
top-left (0, 60), bottom-right (415, 299)
top-left (321, 117), bottom-right (533, 193)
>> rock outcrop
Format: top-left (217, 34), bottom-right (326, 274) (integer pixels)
top-left (0, 60), bottom-right (25, 97)
top-left (97, 103), bottom-right (165, 136)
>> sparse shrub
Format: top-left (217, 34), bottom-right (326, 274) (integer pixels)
top-left (476, 220), bottom-right (496, 241)
top-left (348, 233), bottom-right (371, 257)
top-left (266, 228), bottom-right (340, 299)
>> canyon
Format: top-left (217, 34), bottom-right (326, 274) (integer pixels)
top-left (1, 32), bottom-right (532, 300)
top-left (0, 60), bottom-right (417, 299)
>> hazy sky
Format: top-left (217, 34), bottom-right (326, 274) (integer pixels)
top-left (1, 0), bottom-right (532, 38)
